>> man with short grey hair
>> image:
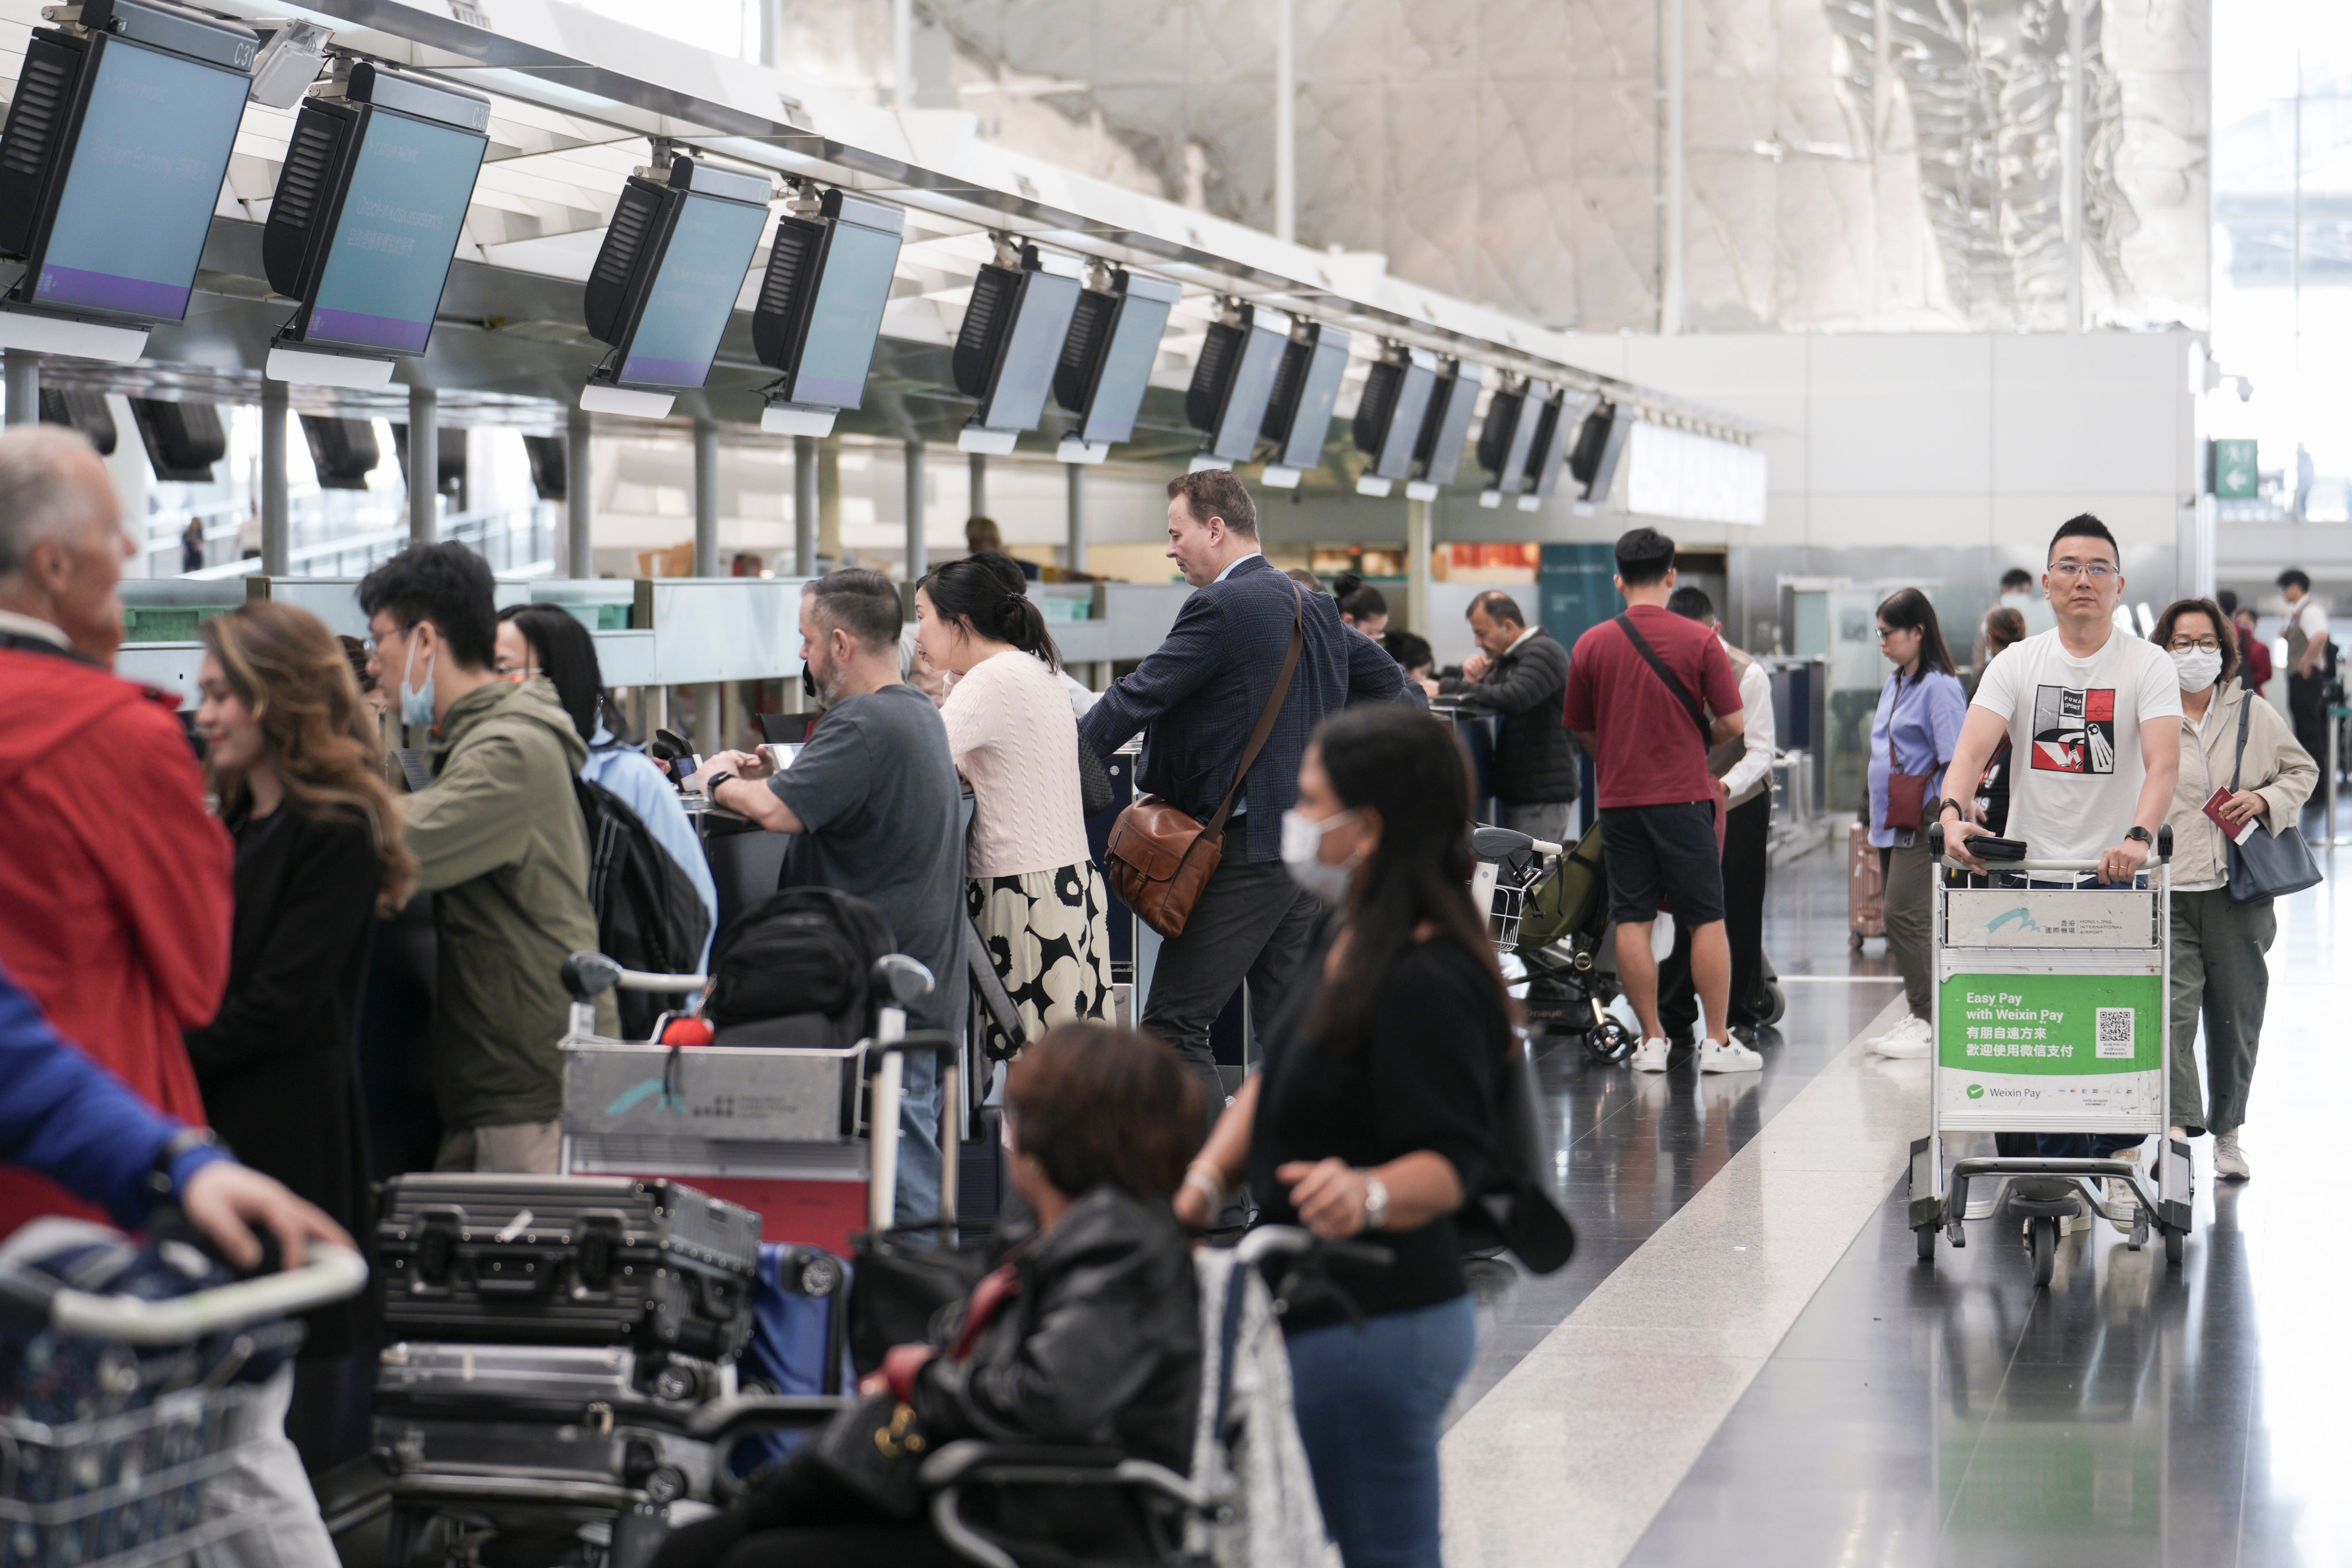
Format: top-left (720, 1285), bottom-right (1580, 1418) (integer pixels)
top-left (1438, 589), bottom-right (1577, 842)
top-left (0, 424), bottom-right (234, 1238)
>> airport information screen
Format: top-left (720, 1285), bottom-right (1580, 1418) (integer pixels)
top-left (33, 38), bottom-right (247, 320)
top-left (620, 191), bottom-right (767, 389)
top-left (307, 109), bottom-right (486, 354)
top-left (790, 216), bottom-right (898, 409)
top-left (1080, 289), bottom-right (1172, 446)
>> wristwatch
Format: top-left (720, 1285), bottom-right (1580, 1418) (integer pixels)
top-left (2123, 826), bottom-right (2154, 847)
top-left (1935, 797), bottom-right (1967, 824)
top-left (702, 770), bottom-right (737, 798)
top-left (146, 1127), bottom-right (218, 1200)
top-left (1360, 1173), bottom-right (1390, 1233)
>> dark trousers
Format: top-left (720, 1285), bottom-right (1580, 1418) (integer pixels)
top-left (1139, 849), bottom-right (1320, 1138)
top-left (1659, 793), bottom-right (1769, 1040)
top-left (2288, 671), bottom-right (2331, 774)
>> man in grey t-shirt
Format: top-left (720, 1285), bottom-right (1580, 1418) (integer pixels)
top-left (701, 571), bottom-right (965, 1225)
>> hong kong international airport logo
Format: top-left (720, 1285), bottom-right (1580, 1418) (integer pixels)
top-left (1987, 907), bottom-right (2040, 934)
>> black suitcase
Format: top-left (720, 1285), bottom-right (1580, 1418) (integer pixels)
top-left (375, 1175), bottom-right (760, 1360)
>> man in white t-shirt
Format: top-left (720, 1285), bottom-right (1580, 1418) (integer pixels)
top-left (2277, 567), bottom-right (2332, 767)
top-left (1938, 513), bottom-right (2182, 1181)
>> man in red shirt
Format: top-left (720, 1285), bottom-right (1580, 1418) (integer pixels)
top-left (1563, 528), bottom-right (1759, 1075)
top-left (0, 426), bottom-right (233, 1237)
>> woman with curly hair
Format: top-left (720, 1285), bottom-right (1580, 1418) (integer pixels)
top-left (186, 599), bottom-right (414, 1468)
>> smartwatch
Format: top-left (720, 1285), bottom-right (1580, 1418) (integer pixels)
top-left (2123, 826), bottom-right (2153, 847)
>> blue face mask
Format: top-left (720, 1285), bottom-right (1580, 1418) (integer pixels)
top-left (399, 638), bottom-right (437, 727)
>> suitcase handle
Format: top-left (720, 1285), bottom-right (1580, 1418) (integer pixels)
top-left (468, 1243), bottom-right (558, 1296)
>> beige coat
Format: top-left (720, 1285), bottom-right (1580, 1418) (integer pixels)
top-left (2166, 680), bottom-right (2318, 887)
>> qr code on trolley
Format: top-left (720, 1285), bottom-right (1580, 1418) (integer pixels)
top-left (2095, 1007), bottom-right (2135, 1059)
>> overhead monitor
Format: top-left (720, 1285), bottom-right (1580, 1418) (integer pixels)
top-left (752, 187), bottom-right (906, 431)
top-left (38, 388), bottom-right (117, 455)
top-left (0, 0), bottom-right (257, 327)
top-left (1258, 322), bottom-right (1351, 485)
top-left (263, 64), bottom-right (491, 360)
top-left (582, 156), bottom-right (773, 405)
top-left (1519, 388), bottom-right (1579, 507)
top-left (130, 398), bottom-right (226, 482)
top-left (1185, 304), bottom-right (1288, 466)
top-left (1569, 400), bottom-right (1631, 504)
top-left (1411, 359), bottom-right (1484, 497)
top-left (1053, 268), bottom-right (1180, 458)
top-left (301, 416), bottom-right (379, 489)
top-left (1475, 377), bottom-right (1546, 500)
top-left (1351, 349), bottom-right (1436, 494)
top-left (952, 245), bottom-right (1082, 448)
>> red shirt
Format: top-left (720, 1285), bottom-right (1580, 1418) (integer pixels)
top-left (1562, 605), bottom-right (1744, 809)
top-left (0, 646), bottom-right (232, 1237)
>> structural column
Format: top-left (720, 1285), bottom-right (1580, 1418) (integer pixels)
top-left (967, 451), bottom-right (986, 523)
top-left (693, 417), bottom-right (723, 754)
top-left (260, 379), bottom-right (289, 576)
top-left (1064, 459), bottom-right (1087, 575)
top-left (794, 435), bottom-right (818, 576)
top-left (1405, 493), bottom-right (1433, 640)
top-left (3, 352), bottom-right (37, 427)
top-left (566, 405), bottom-right (594, 579)
top-left (903, 439), bottom-right (927, 582)
top-left (407, 384), bottom-right (438, 544)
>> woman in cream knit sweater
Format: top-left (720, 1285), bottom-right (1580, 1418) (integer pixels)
top-left (916, 552), bottom-right (1113, 1057)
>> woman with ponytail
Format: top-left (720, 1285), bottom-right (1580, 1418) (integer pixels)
top-left (1331, 570), bottom-right (1391, 638)
top-left (916, 551), bottom-right (1112, 1055)
top-left (187, 600), bottom-right (415, 1466)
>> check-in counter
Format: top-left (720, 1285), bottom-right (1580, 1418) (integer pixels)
top-left (113, 580), bottom-right (253, 701)
top-left (639, 577), bottom-right (812, 684)
top-left (531, 580), bottom-right (655, 687)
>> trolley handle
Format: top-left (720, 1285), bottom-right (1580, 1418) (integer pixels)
top-left (0, 1243), bottom-right (368, 1346)
top-left (560, 951), bottom-right (709, 1001)
top-left (1927, 824), bottom-right (2171, 869)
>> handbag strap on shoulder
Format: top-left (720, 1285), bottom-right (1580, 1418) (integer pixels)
top-left (2231, 685), bottom-right (2253, 794)
top-left (1206, 580), bottom-right (1305, 839)
top-left (1614, 612), bottom-right (1710, 744)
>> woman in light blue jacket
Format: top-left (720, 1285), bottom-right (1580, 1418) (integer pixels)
top-left (1863, 588), bottom-right (1969, 1059)
top-left (495, 605), bottom-right (718, 972)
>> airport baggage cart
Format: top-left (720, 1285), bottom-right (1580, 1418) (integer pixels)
top-left (1906, 825), bottom-right (2191, 1285)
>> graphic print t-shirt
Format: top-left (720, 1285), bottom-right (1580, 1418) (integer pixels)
top-left (1969, 628), bottom-right (2182, 864)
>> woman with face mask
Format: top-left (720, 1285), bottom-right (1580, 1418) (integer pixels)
top-left (1172, 704), bottom-right (1506, 1568)
top-left (2154, 598), bottom-right (2317, 1184)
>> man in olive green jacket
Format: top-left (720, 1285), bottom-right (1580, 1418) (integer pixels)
top-left (361, 545), bottom-right (614, 1173)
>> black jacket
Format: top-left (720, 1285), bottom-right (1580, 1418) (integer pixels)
top-left (1440, 628), bottom-right (1579, 805)
top-left (1081, 555), bottom-right (1415, 864)
top-left (916, 1185), bottom-right (1200, 1473)
top-left (184, 804), bottom-right (381, 1357)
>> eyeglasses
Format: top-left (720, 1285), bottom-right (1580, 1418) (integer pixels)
top-left (2047, 561), bottom-right (2115, 581)
top-left (493, 661), bottom-right (538, 682)
top-left (1876, 626), bottom-right (1907, 642)
top-left (2166, 638), bottom-right (2222, 654)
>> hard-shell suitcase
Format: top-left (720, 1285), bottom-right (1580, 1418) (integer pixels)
top-left (376, 1175), bottom-right (760, 1360)
top-left (1848, 821), bottom-right (1886, 945)
top-left (731, 1243), bottom-right (852, 1474)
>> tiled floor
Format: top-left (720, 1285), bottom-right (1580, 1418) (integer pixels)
top-left (1446, 825), bottom-right (2352, 1567)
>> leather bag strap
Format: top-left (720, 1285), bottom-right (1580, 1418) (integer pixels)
top-left (1205, 580), bottom-right (1305, 839)
top-left (2231, 686), bottom-right (2252, 794)
top-left (1614, 612), bottom-right (1712, 743)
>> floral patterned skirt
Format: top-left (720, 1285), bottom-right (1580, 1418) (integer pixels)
top-left (967, 862), bottom-right (1114, 1057)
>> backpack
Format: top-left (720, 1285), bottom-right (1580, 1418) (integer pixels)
top-left (705, 887), bottom-right (895, 1048)
top-left (1514, 817), bottom-right (1608, 952)
top-left (574, 775), bottom-right (713, 1038)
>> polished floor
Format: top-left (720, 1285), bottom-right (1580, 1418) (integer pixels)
top-left (1445, 828), bottom-right (2351, 1567)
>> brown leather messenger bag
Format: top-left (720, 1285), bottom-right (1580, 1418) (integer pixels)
top-left (1103, 581), bottom-right (1304, 939)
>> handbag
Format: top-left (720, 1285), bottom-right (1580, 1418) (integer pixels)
top-left (847, 1225), bottom-right (990, 1375)
top-left (1458, 1034), bottom-right (1577, 1275)
top-left (805, 1390), bottom-right (932, 1519)
top-left (1104, 582), bottom-right (1304, 939)
top-left (2225, 694), bottom-right (2323, 902)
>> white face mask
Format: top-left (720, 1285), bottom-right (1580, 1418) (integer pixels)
top-left (1280, 808), bottom-right (1362, 904)
top-left (2171, 646), bottom-right (2223, 693)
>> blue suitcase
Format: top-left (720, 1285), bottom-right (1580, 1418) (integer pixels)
top-left (729, 1243), bottom-right (851, 1474)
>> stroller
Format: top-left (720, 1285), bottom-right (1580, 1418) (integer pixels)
top-left (1472, 822), bottom-right (1785, 1065)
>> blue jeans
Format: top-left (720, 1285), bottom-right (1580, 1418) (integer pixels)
top-left (892, 1049), bottom-right (942, 1229)
top-left (1285, 1295), bottom-right (1477, 1568)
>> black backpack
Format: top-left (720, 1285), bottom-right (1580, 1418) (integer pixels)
top-left (706, 887), bottom-right (895, 1049)
top-left (574, 775), bottom-right (713, 1038)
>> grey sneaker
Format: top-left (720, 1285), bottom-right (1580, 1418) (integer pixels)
top-left (2214, 1132), bottom-right (2251, 1181)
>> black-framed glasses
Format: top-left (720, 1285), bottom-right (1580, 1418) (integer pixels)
top-left (2166, 638), bottom-right (2222, 653)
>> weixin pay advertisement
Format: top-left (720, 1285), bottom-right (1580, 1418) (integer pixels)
top-left (1936, 972), bottom-right (2165, 1130)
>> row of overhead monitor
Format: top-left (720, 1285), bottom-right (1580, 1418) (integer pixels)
top-left (0, 0), bottom-right (1629, 503)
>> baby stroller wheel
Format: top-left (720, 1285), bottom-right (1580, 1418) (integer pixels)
top-left (1586, 1016), bottom-right (1635, 1065)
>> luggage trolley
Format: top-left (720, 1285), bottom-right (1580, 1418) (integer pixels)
top-left (1907, 825), bottom-right (2192, 1285)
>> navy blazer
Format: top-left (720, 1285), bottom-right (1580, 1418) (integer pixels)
top-left (1080, 554), bottom-right (1414, 863)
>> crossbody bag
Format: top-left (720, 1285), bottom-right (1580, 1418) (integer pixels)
top-left (1105, 581), bottom-right (1305, 939)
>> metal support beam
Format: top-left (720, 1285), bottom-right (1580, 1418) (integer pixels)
top-left (967, 451), bottom-right (986, 523)
top-left (903, 439), bottom-right (927, 582)
top-left (566, 405), bottom-right (594, 579)
top-left (260, 379), bottom-right (290, 576)
top-left (3, 352), bottom-right (36, 427)
top-left (1405, 493), bottom-right (1433, 639)
top-left (794, 435), bottom-right (818, 576)
top-left (407, 385), bottom-right (438, 544)
top-left (1275, 0), bottom-right (1296, 245)
top-left (892, 0), bottom-right (913, 108)
top-left (2063, 0), bottom-right (2085, 333)
top-left (1065, 460), bottom-right (1087, 575)
top-left (693, 417), bottom-right (721, 754)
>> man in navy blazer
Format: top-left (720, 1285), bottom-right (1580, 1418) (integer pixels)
top-left (1082, 468), bottom-right (1413, 1131)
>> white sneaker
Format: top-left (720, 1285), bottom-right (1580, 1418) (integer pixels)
top-left (1629, 1037), bottom-right (1671, 1073)
top-left (2214, 1132), bottom-right (2251, 1181)
top-left (1698, 1038), bottom-right (1763, 1074)
top-left (1868, 1015), bottom-right (1932, 1059)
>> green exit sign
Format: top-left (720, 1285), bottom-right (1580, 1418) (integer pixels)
top-left (2213, 438), bottom-right (2258, 500)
